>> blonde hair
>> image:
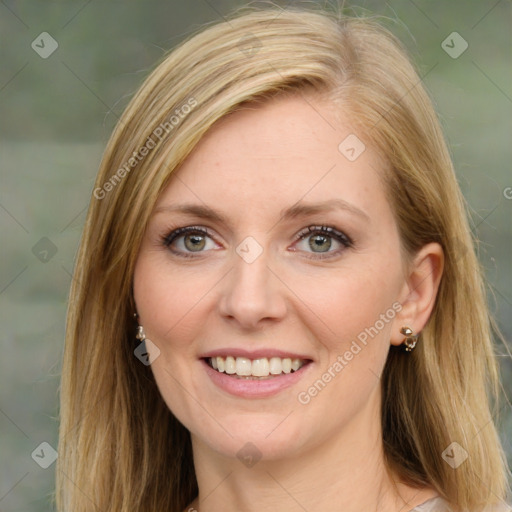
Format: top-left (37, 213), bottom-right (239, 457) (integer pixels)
top-left (56, 4), bottom-right (510, 511)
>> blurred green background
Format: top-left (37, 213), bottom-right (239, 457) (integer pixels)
top-left (0, 1), bottom-right (510, 510)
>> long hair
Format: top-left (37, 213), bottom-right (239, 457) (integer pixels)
top-left (56, 4), bottom-right (510, 511)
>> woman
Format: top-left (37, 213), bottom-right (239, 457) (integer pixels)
top-left (56, 4), bottom-right (511, 512)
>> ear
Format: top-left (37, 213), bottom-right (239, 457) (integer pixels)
top-left (390, 242), bottom-right (444, 346)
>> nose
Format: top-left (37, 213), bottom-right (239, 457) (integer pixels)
top-left (217, 245), bottom-right (287, 330)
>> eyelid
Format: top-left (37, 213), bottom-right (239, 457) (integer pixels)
top-left (160, 224), bottom-right (353, 259)
top-left (293, 225), bottom-right (353, 246)
top-left (161, 225), bottom-right (213, 247)
top-left (290, 225), bottom-right (353, 260)
top-left (160, 226), bottom-right (222, 259)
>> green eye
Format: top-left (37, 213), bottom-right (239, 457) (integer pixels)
top-left (183, 233), bottom-right (207, 251)
top-left (162, 226), bottom-right (216, 257)
top-left (308, 234), bottom-right (332, 252)
top-left (294, 225), bottom-right (353, 259)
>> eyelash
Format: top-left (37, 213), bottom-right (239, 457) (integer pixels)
top-left (294, 225), bottom-right (353, 259)
top-left (160, 225), bottom-right (354, 260)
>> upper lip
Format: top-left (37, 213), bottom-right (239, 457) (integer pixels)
top-left (199, 348), bottom-right (313, 360)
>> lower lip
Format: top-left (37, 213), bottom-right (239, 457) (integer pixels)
top-left (201, 359), bottom-right (312, 398)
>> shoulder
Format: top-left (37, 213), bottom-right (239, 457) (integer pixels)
top-left (411, 496), bottom-right (512, 512)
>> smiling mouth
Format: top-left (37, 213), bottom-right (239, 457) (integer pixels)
top-left (206, 356), bottom-right (310, 379)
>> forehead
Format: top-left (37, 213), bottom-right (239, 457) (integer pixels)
top-left (155, 94), bottom-right (389, 224)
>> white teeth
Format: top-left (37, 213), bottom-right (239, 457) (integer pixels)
top-left (251, 358), bottom-right (270, 377)
top-left (281, 358), bottom-right (292, 374)
top-left (225, 356), bottom-right (236, 374)
top-left (269, 357), bottom-right (282, 375)
top-left (208, 356), bottom-right (306, 377)
top-left (291, 358), bottom-right (301, 371)
top-left (235, 357), bottom-right (252, 376)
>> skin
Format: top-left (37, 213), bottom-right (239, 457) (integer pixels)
top-left (133, 93), bottom-right (444, 512)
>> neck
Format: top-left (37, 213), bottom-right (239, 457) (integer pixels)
top-left (187, 393), bottom-right (430, 512)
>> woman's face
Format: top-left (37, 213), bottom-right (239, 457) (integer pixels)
top-left (133, 94), bottom-right (414, 462)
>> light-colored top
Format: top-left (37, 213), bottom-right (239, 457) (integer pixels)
top-left (411, 496), bottom-right (512, 511)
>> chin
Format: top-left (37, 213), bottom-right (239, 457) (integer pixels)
top-left (190, 413), bottom-right (308, 463)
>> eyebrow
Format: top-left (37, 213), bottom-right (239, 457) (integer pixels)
top-left (153, 198), bottom-right (370, 227)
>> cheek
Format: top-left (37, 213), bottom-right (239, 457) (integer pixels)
top-left (289, 258), bottom-right (403, 417)
top-left (132, 253), bottom-right (212, 423)
top-left (133, 253), bottom-right (214, 349)
top-left (292, 263), bottom-right (400, 347)
top-left (292, 269), bottom-right (399, 424)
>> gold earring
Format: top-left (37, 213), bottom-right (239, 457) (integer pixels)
top-left (133, 313), bottom-right (146, 342)
top-left (136, 325), bottom-right (146, 342)
top-left (400, 326), bottom-right (418, 352)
